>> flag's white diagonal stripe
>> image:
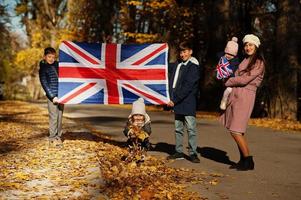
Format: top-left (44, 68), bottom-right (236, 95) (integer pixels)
top-left (131, 46), bottom-right (167, 67)
top-left (59, 80), bottom-right (105, 103)
top-left (119, 44), bottom-right (167, 67)
top-left (59, 62), bottom-right (104, 68)
top-left (117, 64), bottom-right (166, 69)
top-left (121, 80), bottom-right (169, 104)
top-left (59, 82), bottom-right (90, 102)
top-left (66, 83), bottom-right (104, 104)
top-left (59, 78), bottom-right (105, 83)
top-left (60, 42), bottom-right (102, 66)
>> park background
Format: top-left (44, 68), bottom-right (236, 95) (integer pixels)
top-left (1, 1), bottom-right (301, 199)
top-left (0, 0), bottom-right (300, 120)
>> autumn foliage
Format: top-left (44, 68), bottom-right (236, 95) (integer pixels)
top-left (0, 101), bottom-right (223, 199)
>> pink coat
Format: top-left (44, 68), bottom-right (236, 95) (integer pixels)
top-left (220, 57), bottom-right (265, 133)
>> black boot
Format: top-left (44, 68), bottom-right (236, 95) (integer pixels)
top-left (237, 156), bottom-right (255, 171)
top-left (229, 148), bottom-right (244, 169)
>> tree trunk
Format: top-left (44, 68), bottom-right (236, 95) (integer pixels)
top-left (271, 0), bottom-right (300, 120)
top-left (207, 0), bottom-right (231, 57)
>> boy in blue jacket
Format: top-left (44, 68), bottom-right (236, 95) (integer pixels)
top-left (39, 47), bottom-right (64, 147)
top-left (167, 42), bottom-right (201, 163)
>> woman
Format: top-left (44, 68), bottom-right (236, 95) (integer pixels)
top-left (221, 34), bottom-right (265, 171)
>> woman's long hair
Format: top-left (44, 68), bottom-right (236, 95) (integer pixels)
top-left (240, 45), bottom-right (265, 75)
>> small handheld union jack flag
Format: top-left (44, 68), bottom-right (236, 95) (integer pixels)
top-left (58, 41), bottom-right (170, 105)
top-left (216, 56), bottom-right (233, 80)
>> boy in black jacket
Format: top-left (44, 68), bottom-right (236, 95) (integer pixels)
top-left (167, 42), bottom-right (201, 163)
top-left (39, 47), bottom-right (64, 147)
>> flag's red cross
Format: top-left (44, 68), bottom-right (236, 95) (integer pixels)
top-left (59, 41), bottom-right (167, 104)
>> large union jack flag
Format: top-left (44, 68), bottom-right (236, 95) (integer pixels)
top-left (58, 41), bottom-right (170, 104)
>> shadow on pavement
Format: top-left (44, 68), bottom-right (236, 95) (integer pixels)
top-left (150, 143), bottom-right (235, 165)
top-left (63, 132), bottom-right (235, 166)
top-left (0, 141), bottom-right (21, 154)
top-left (0, 132), bottom-right (49, 154)
top-left (151, 142), bottom-right (175, 155)
top-left (198, 146), bottom-right (235, 165)
top-left (69, 116), bottom-right (126, 123)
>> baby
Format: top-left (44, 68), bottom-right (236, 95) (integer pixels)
top-left (216, 37), bottom-right (239, 110)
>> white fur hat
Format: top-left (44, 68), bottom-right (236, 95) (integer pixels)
top-left (243, 34), bottom-right (261, 47)
top-left (129, 98), bottom-right (150, 122)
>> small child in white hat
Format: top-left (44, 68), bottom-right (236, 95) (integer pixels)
top-left (123, 98), bottom-right (152, 162)
top-left (216, 37), bottom-right (240, 110)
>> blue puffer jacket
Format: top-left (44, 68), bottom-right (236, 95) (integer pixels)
top-left (39, 60), bottom-right (59, 101)
top-left (169, 57), bottom-right (201, 116)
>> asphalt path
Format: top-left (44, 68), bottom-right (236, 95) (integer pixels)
top-left (62, 104), bottom-right (301, 200)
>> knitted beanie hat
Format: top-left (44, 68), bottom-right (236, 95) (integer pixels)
top-left (224, 37), bottom-right (239, 56)
top-left (129, 97), bottom-right (150, 122)
top-left (243, 34), bottom-right (261, 47)
top-left (130, 97), bottom-right (146, 116)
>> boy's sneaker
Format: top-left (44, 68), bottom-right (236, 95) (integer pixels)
top-left (167, 152), bottom-right (184, 160)
top-left (189, 154), bottom-right (200, 163)
top-left (220, 99), bottom-right (227, 110)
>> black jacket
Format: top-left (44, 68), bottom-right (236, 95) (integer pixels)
top-left (169, 57), bottom-right (201, 116)
top-left (39, 60), bottom-right (59, 101)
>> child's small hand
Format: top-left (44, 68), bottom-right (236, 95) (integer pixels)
top-left (167, 101), bottom-right (174, 107)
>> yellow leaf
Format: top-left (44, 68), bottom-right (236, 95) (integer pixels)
top-left (126, 186), bottom-right (132, 195)
top-left (128, 161), bottom-right (137, 169)
top-left (15, 172), bottom-right (28, 180)
top-left (110, 166), bottom-right (119, 174)
top-left (167, 192), bottom-right (173, 199)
